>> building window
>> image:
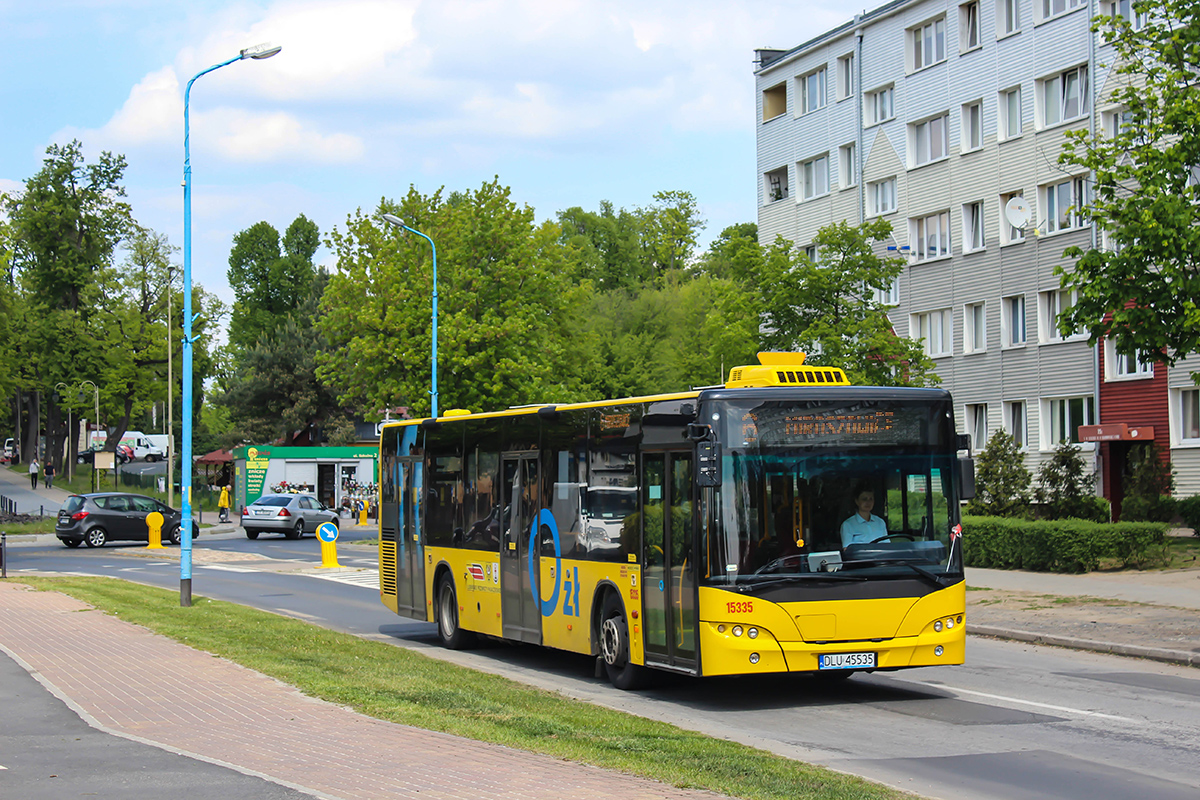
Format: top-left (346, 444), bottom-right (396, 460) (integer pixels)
top-left (1042, 176), bottom-right (1088, 233)
top-left (839, 143), bottom-right (857, 189)
top-left (866, 85), bottom-right (895, 125)
top-left (1000, 190), bottom-right (1026, 244)
top-left (799, 67), bottom-right (827, 115)
top-left (1046, 395), bottom-right (1094, 446)
top-left (962, 101), bottom-right (983, 152)
top-left (963, 201), bottom-right (985, 251)
top-left (1181, 389), bottom-right (1200, 442)
top-left (799, 154), bottom-right (829, 200)
top-left (1005, 400), bottom-right (1027, 448)
top-left (762, 82), bottom-right (787, 121)
top-left (960, 2), bottom-right (981, 51)
top-left (910, 17), bottom-right (947, 71)
top-left (1105, 0), bottom-right (1147, 29)
top-left (999, 86), bottom-right (1022, 140)
top-left (837, 53), bottom-right (855, 100)
top-left (1002, 294), bottom-right (1027, 346)
top-left (869, 177), bottom-right (897, 216)
top-left (967, 403), bottom-right (989, 450)
top-left (1106, 340), bottom-right (1154, 379)
top-left (912, 309), bottom-right (953, 356)
top-left (1039, 65), bottom-right (1089, 128)
top-left (1038, 288), bottom-right (1083, 342)
top-left (764, 166), bottom-right (789, 203)
top-left (912, 114), bottom-right (949, 166)
top-left (911, 211), bottom-right (951, 261)
top-left (1041, 0), bottom-right (1085, 20)
top-left (964, 302), bottom-right (987, 353)
top-left (874, 277), bottom-right (900, 306)
top-left (1103, 107), bottom-right (1132, 138)
top-left (997, 0), bottom-right (1021, 35)
top-left (804, 244), bottom-right (821, 263)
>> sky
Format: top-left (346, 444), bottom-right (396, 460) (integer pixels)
top-left (1, 0), bottom-right (850, 315)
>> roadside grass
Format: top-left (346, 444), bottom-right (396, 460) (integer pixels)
top-left (12, 575), bottom-right (917, 800)
top-left (1162, 536), bottom-right (1200, 570)
top-left (0, 518), bottom-right (57, 534)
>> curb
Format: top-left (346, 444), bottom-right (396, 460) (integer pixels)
top-left (969, 625), bottom-right (1199, 668)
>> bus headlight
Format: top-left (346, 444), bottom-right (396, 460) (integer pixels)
top-left (749, 653), bottom-right (760, 664)
top-left (935, 645), bottom-right (944, 656)
top-left (732, 625), bottom-right (743, 637)
top-left (717, 624), bottom-right (726, 634)
top-left (748, 627), bottom-right (759, 639)
top-left (945, 618), bottom-right (955, 629)
top-left (934, 620), bottom-right (943, 632)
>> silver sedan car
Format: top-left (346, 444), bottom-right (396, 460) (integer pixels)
top-left (241, 493), bottom-right (338, 540)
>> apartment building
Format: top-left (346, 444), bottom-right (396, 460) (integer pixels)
top-left (754, 0), bottom-right (1200, 504)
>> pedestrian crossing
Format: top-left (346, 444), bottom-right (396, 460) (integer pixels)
top-left (307, 568), bottom-right (380, 589)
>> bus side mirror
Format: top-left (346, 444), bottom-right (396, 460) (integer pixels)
top-left (697, 441), bottom-right (721, 487)
top-left (959, 457), bottom-right (976, 501)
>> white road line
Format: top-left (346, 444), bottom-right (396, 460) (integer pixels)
top-left (938, 684), bottom-right (1141, 723)
top-left (198, 564), bottom-right (259, 573)
top-left (307, 569), bottom-right (380, 588)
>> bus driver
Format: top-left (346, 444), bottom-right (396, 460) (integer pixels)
top-left (841, 484), bottom-right (887, 546)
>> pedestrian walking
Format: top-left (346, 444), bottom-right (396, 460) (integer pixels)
top-left (29, 456), bottom-right (40, 490)
top-left (218, 485), bottom-right (231, 523)
top-left (44, 460), bottom-right (56, 489)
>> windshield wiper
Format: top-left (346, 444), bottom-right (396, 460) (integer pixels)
top-left (736, 573), bottom-right (869, 592)
top-left (894, 562), bottom-right (948, 588)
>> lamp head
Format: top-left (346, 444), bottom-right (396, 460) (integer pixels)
top-left (381, 214), bottom-right (407, 229)
top-left (240, 42), bottom-right (282, 60)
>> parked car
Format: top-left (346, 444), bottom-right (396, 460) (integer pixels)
top-left (2, 438), bottom-right (14, 464)
top-left (56, 492), bottom-right (199, 548)
top-left (76, 444), bottom-right (133, 465)
top-left (241, 493), bottom-right (338, 540)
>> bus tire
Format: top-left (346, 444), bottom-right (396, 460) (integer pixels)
top-left (599, 592), bottom-right (647, 690)
top-left (436, 575), bottom-right (476, 650)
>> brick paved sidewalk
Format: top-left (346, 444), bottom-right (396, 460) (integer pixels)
top-left (0, 582), bottom-right (729, 800)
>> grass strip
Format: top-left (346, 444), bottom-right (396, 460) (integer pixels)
top-left (13, 575), bottom-right (917, 800)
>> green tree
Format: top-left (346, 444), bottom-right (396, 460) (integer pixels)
top-left (966, 429), bottom-right (1032, 517)
top-left (318, 180), bottom-right (592, 417)
top-left (757, 219), bottom-right (939, 387)
top-left (694, 222), bottom-right (763, 282)
top-left (1036, 440), bottom-right (1105, 521)
top-left (1057, 1), bottom-right (1200, 374)
top-left (226, 214), bottom-right (320, 351)
top-left (1121, 441), bottom-right (1177, 522)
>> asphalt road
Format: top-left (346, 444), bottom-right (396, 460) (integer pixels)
top-left (6, 530), bottom-right (1200, 800)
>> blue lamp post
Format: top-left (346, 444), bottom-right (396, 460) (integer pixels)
top-left (180, 42), bottom-right (281, 607)
top-left (381, 214), bottom-right (439, 419)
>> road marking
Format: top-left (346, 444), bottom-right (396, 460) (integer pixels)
top-left (308, 569), bottom-right (380, 588)
top-left (198, 564), bottom-right (259, 573)
top-left (938, 684), bottom-right (1141, 723)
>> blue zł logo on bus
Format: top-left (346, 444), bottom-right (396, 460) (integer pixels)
top-left (527, 509), bottom-right (580, 617)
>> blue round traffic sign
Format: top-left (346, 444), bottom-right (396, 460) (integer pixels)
top-left (317, 522), bottom-right (340, 543)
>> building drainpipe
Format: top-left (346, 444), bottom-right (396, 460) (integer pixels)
top-left (856, 18), bottom-right (865, 224)
top-left (1088, 0), bottom-right (1103, 506)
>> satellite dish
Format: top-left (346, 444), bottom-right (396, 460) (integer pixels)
top-left (1004, 196), bottom-right (1031, 229)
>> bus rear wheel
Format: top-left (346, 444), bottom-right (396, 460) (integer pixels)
top-left (436, 576), bottom-right (476, 650)
top-left (599, 593), bottom-right (647, 690)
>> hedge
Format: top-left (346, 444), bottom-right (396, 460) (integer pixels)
top-left (962, 515), bottom-right (1167, 573)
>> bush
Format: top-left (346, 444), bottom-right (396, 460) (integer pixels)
top-left (962, 514), bottom-right (1167, 572)
top-left (1121, 442), bottom-right (1177, 522)
top-left (1178, 495), bottom-right (1200, 533)
top-left (966, 429), bottom-right (1031, 517)
top-left (1121, 494), bottom-right (1177, 523)
top-left (1036, 440), bottom-right (1098, 520)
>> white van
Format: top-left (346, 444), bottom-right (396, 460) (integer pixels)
top-left (146, 434), bottom-right (172, 459)
top-left (119, 431), bottom-right (165, 462)
top-left (2, 438), bottom-right (14, 463)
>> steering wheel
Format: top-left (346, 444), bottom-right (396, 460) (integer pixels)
top-left (869, 533), bottom-right (915, 544)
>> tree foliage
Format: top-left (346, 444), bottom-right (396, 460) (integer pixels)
top-left (1058, 1), bottom-right (1200, 372)
top-left (226, 214), bottom-right (321, 351)
top-left (1036, 440), bottom-right (1106, 521)
top-left (967, 429), bottom-right (1032, 517)
top-left (756, 219), bottom-right (939, 386)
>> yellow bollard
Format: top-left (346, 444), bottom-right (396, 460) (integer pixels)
top-left (358, 506), bottom-right (368, 526)
top-left (145, 511), bottom-right (165, 549)
top-left (316, 522), bottom-right (341, 569)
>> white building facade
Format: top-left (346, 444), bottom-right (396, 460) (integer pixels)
top-left (754, 0), bottom-right (1200, 499)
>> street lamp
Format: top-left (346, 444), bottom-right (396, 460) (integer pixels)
top-left (381, 214), bottom-right (439, 418)
top-left (80, 381), bottom-right (99, 493)
top-left (181, 41), bottom-right (281, 608)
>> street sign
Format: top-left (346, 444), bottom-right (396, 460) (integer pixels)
top-left (317, 521), bottom-right (340, 543)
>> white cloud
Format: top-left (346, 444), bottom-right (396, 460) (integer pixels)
top-left (207, 108), bottom-right (364, 163)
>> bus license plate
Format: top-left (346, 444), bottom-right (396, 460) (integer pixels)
top-left (818, 652), bottom-right (876, 670)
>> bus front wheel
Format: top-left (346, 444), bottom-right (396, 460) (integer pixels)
top-left (436, 576), bottom-right (476, 650)
top-left (599, 593), bottom-right (647, 690)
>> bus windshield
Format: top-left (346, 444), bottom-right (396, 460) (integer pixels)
top-left (705, 396), bottom-right (963, 589)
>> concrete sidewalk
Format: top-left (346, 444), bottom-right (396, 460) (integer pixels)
top-left (0, 462), bottom-right (74, 516)
top-left (0, 581), bottom-right (729, 800)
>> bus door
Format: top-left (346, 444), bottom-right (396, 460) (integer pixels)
top-left (501, 453), bottom-right (542, 643)
top-left (641, 451), bottom-right (697, 671)
top-left (396, 457), bottom-right (426, 618)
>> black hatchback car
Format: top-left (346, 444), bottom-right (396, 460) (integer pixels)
top-left (56, 493), bottom-right (200, 548)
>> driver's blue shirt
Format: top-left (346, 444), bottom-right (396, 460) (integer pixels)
top-left (841, 513), bottom-right (887, 546)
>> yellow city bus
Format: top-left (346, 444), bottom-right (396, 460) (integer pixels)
top-left (378, 353), bottom-right (972, 689)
